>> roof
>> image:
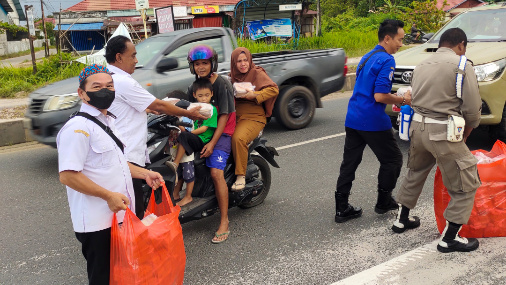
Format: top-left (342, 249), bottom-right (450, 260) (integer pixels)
top-left (436, 0), bottom-right (485, 11)
top-left (35, 18), bottom-right (56, 26)
top-left (65, 0), bottom-right (240, 12)
top-left (12, 0), bottom-right (25, 21)
top-left (54, 22), bottom-right (104, 31)
top-left (0, 0), bottom-right (14, 13)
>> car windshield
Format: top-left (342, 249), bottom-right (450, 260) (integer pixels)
top-left (135, 35), bottom-right (175, 66)
top-left (430, 8), bottom-right (506, 43)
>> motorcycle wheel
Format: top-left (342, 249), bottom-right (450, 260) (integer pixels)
top-left (403, 37), bottom-right (412, 45)
top-left (239, 155), bottom-right (271, 209)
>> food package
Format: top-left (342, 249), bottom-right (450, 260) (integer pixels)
top-left (140, 213), bottom-right (158, 226)
top-left (189, 102), bottom-right (213, 118)
top-left (396, 86), bottom-right (412, 97)
top-left (233, 82), bottom-right (255, 98)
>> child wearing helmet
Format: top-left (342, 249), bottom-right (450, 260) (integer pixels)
top-left (187, 44), bottom-right (236, 244)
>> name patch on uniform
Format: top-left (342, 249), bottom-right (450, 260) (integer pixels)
top-left (74, 129), bottom-right (90, 137)
top-left (389, 71), bottom-right (394, 81)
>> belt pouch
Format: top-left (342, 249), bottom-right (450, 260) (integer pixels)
top-left (447, 115), bottom-right (465, 142)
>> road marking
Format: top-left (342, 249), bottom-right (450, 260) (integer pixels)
top-left (276, 132), bottom-right (346, 151)
top-left (330, 240), bottom-right (439, 285)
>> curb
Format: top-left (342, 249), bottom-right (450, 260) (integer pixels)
top-left (0, 74), bottom-right (358, 147)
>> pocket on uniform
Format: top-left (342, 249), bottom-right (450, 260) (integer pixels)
top-left (90, 139), bottom-right (116, 168)
top-left (456, 155), bottom-right (481, 192)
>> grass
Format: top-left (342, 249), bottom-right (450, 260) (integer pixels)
top-left (238, 30), bottom-right (378, 57)
top-left (0, 53), bottom-right (84, 98)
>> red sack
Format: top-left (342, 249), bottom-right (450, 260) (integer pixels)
top-left (110, 183), bottom-right (186, 285)
top-left (434, 140), bottom-right (506, 238)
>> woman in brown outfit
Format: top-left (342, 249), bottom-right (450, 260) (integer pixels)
top-left (230, 47), bottom-right (279, 190)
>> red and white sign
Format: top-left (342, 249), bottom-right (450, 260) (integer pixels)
top-left (156, 6), bottom-right (175, 34)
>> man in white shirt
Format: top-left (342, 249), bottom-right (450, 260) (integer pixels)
top-left (57, 64), bottom-right (164, 284)
top-left (105, 35), bottom-right (206, 219)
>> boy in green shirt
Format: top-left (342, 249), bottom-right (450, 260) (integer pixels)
top-left (167, 78), bottom-right (218, 206)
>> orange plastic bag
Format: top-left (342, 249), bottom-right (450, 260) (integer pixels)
top-left (110, 183), bottom-right (186, 284)
top-left (434, 140), bottom-right (506, 238)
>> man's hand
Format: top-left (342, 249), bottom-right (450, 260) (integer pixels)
top-left (404, 90), bottom-right (412, 106)
top-left (105, 192), bottom-right (130, 213)
top-left (463, 126), bottom-right (474, 142)
top-left (145, 170), bottom-right (164, 189)
top-left (201, 141), bottom-right (216, 158)
top-left (187, 106), bottom-right (207, 121)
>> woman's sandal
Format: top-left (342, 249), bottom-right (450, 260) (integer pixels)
top-left (211, 231), bottom-right (230, 244)
top-left (231, 181), bottom-right (245, 191)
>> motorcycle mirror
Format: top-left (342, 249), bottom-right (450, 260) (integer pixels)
top-left (156, 57), bottom-right (179, 73)
top-left (175, 99), bottom-right (191, 109)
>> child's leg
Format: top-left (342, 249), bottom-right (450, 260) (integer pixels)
top-left (176, 161), bottom-right (195, 206)
top-left (173, 179), bottom-right (184, 200)
top-left (173, 144), bottom-right (186, 166)
top-left (177, 181), bottom-right (194, 206)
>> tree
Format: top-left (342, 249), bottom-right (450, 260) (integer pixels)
top-left (404, 0), bottom-right (447, 32)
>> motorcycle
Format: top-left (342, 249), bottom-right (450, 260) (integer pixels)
top-left (403, 31), bottom-right (433, 44)
top-left (142, 100), bottom-right (280, 224)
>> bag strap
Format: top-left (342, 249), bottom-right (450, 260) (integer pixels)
top-left (456, 55), bottom-right (467, 99)
top-left (357, 49), bottom-right (387, 74)
top-left (70, 111), bottom-right (124, 153)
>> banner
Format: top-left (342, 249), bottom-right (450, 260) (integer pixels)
top-left (156, 6), bottom-right (175, 33)
top-left (246, 19), bottom-right (292, 40)
top-left (191, 6), bottom-right (219, 14)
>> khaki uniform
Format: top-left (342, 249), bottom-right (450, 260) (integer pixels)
top-left (397, 47), bottom-right (482, 224)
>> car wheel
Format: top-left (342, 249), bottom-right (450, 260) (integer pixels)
top-left (239, 155), bottom-right (271, 209)
top-left (489, 106), bottom-right (506, 143)
top-left (274, 85), bottom-right (316, 130)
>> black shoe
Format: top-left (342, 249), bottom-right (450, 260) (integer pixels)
top-left (375, 188), bottom-right (398, 214)
top-left (335, 204), bottom-right (363, 223)
top-left (437, 236), bottom-right (479, 253)
top-left (391, 216), bottom-right (421, 233)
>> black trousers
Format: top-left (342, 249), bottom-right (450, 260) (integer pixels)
top-left (130, 161), bottom-right (145, 219)
top-left (75, 228), bottom-right (111, 285)
top-left (336, 127), bottom-right (403, 195)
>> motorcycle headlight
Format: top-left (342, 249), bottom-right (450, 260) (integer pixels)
top-left (474, 58), bottom-right (506, 82)
top-left (43, 94), bottom-right (80, 111)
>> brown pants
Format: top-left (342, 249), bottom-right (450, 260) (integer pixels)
top-left (232, 118), bottom-right (265, 175)
top-left (397, 120), bottom-right (481, 224)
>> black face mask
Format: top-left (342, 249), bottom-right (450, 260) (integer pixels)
top-left (85, 88), bottom-right (115, 109)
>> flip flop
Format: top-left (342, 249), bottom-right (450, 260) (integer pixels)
top-left (164, 161), bottom-right (178, 185)
top-left (231, 182), bottom-right (245, 191)
top-left (211, 231), bottom-right (230, 244)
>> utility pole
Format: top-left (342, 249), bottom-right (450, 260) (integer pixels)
top-left (40, 0), bottom-right (49, 57)
top-left (25, 5), bottom-right (37, 74)
top-left (316, 0), bottom-right (321, 36)
top-left (58, 4), bottom-right (61, 59)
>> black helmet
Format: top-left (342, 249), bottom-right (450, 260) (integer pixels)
top-left (187, 44), bottom-right (218, 75)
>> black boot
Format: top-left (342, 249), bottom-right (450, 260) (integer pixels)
top-left (375, 188), bottom-right (398, 214)
top-left (391, 204), bottom-right (420, 233)
top-left (437, 221), bottom-right (479, 253)
top-left (335, 192), bottom-right (362, 223)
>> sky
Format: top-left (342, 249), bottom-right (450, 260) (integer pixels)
top-left (19, 0), bottom-right (82, 18)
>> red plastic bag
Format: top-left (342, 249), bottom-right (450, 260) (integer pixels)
top-left (110, 183), bottom-right (186, 284)
top-left (434, 140), bottom-right (506, 238)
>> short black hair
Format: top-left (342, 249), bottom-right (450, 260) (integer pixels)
top-left (438, 28), bottom-right (468, 48)
top-left (192, 78), bottom-right (213, 94)
top-left (104, 35), bottom-right (131, 64)
top-left (378, 19), bottom-right (405, 42)
top-left (166, 90), bottom-right (188, 100)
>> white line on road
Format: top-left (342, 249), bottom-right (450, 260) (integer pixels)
top-left (330, 240), bottom-right (439, 285)
top-left (275, 132), bottom-right (346, 151)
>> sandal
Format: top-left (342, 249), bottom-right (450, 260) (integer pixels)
top-left (211, 231), bottom-right (230, 244)
top-left (231, 181), bottom-right (245, 191)
top-left (164, 161), bottom-right (178, 185)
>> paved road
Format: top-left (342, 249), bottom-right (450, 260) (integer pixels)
top-left (0, 48), bottom-right (57, 67)
top-left (1, 97), bottom-right (505, 284)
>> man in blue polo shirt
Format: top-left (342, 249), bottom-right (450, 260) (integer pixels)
top-left (335, 19), bottom-right (412, 223)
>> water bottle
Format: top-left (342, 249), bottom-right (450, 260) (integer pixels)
top-left (399, 105), bottom-right (414, 141)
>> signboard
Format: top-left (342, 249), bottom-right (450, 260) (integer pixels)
top-left (246, 19), bottom-right (292, 40)
top-left (156, 6), bottom-right (175, 33)
top-left (173, 6), bottom-right (187, 18)
top-left (279, 4), bottom-right (302, 11)
top-left (26, 6), bottom-right (35, 36)
top-left (135, 0), bottom-right (150, 11)
top-left (191, 6), bottom-right (219, 14)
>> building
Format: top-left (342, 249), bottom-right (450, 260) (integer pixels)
top-left (0, 0), bottom-right (25, 25)
top-left (437, 0), bottom-right (486, 18)
top-left (54, 0), bottom-right (239, 51)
